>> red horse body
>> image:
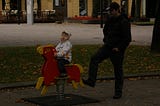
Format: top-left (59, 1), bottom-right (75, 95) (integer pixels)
top-left (35, 45), bottom-right (84, 95)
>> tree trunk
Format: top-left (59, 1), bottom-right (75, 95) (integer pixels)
top-left (135, 0), bottom-right (141, 21)
top-left (151, 1), bottom-right (160, 53)
top-left (130, 0), bottom-right (135, 21)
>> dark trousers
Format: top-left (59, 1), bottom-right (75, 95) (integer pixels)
top-left (88, 45), bottom-right (125, 95)
top-left (57, 59), bottom-right (70, 74)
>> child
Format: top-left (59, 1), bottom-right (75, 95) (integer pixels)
top-left (54, 31), bottom-right (72, 77)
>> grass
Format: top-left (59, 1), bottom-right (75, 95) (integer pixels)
top-left (132, 21), bottom-right (154, 26)
top-left (0, 45), bottom-right (160, 83)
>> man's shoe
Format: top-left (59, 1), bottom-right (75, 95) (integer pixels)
top-left (113, 94), bottom-right (122, 99)
top-left (82, 79), bottom-right (95, 87)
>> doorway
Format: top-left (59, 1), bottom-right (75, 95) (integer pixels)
top-left (10, 0), bottom-right (21, 10)
top-left (53, 0), bottom-right (67, 17)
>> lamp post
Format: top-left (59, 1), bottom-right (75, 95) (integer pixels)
top-left (27, 0), bottom-right (33, 25)
top-left (100, 0), bottom-right (103, 28)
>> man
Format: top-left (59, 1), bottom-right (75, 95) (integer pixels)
top-left (83, 2), bottom-right (131, 99)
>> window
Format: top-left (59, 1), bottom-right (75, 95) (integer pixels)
top-left (79, 0), bottom-right (87, 16)
top-left (10, 0), bottom-right (18, 10)
top-left (2, 0), bottom-right (5, 10)
top-left (55, 0), bottom-right (60, 6)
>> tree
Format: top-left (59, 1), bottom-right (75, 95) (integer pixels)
top-left (151, 1), bottom-right (160, 53)
top-left (135, 0), bottom-right (141, 20)
top-left (131, 0), bottom-right (135, 17)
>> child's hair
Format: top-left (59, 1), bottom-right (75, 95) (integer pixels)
top-left (62, 31), bottom-right (71, 38)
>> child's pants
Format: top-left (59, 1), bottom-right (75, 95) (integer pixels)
top-left (57, 59), bottom-right (70, 74)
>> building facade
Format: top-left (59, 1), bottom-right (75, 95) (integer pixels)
top-left (0, 0), bottom-right (93, 17)
top-left (0, 0), bottom-right (157, 23)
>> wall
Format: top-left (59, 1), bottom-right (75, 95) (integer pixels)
top-left (88, 0), bottom-right (93, 17)
top-left (112, 0), bottom-right (121, 4)
top-left (128, 0), bottom-right (132, 17)
top-left (0, 0), bottom-right (2, 11)
top-left (21, 0), bottom-right (25, 11)
top-left (0, 0), bottom-right (146, 19)
top-left (67, 0), bottom-right (79, 17)
top-left (41, 0), bottom-right (53, 10)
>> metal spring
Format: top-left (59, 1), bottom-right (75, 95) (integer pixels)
top-left (56, 78), bottom-right (66, 100)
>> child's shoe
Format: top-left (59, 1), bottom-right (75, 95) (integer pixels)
top-left (59, 73), bottom-right (67, 77)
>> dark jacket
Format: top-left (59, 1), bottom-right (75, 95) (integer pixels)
top-left (103, 15), bottom-right (131, 51)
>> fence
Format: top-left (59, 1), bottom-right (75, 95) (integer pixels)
top-left (0, 10), bottom-right (64, 23)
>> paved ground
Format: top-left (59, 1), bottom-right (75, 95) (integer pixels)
top-left (0, 23), bottom-right (159, 106)
top-left (0, 23), bottom-right (153, 46)
top-left (0, 79), bottom-right (160, 106)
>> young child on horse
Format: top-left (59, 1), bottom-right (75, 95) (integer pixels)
top-left (54, 31), bottom-right (72, 77)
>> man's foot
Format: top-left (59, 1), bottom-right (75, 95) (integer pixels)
top-left (59, 73), bottom-right (67, 77)
top-left (82, 79), bottom-right (95, 87)
top-left (113, 94), bottom-right (122, 99)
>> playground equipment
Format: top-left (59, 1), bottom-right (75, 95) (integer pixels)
top-left (35, 44), bottom-right (84, 98)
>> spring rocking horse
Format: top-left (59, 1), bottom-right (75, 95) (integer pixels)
top-left (35, 44), bottom-right (84, 98)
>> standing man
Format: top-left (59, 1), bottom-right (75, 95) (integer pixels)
top-left (83, 2), bottom-right (131, 99)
